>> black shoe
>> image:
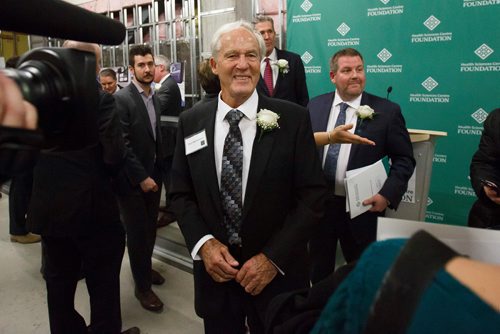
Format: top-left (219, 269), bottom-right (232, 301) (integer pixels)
top-left (135, 289), bottom-right (163, 312)
top-left (152, 269), bottom-right (165, 285)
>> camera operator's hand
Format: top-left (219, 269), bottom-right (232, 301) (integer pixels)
top-left (140, 177), bottom-right (159, 193)
top-left (0, 73), bottom-right (37, 129)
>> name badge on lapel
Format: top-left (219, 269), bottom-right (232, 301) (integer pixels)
top-left (185, 129), bottom-right (208, 155)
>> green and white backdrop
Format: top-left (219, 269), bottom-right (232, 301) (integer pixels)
top-left (287, 0), bottom-right (500, 225)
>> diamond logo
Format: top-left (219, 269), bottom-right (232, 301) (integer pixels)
top-left (301, 0), bottom-right (313, 12)
top-left (337, 23), bottom-right (350, 36)
top-left (427, 197), bottom-right (433, 206)
top-left (380, 0), bottom-right (390, 4)
top-left (422, 77), bottom-right (438, 92)
top-left (474, 43), bottom-right (494, 60)
top-left (423, 15), bottom-right (440, 31)
top-left (377, 48), bottom-right (392, 63)
top-left (471, 108), bottom-right (488, 124)
top-left (301, 51), bottom-right (313, 64)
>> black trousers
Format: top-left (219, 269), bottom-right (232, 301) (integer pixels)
top-left (42, 230), bottom-right (125, 334)
top-left (117, 185), bottom-right (161, 292)
top-left (8, 171), bottom-right (33, 235)
top-left (203, 280), bottom-right (265, 334)
top-left (309, 195), bottom-right (372, 284)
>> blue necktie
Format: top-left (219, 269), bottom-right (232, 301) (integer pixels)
top-left (323, 102), bottom-right (349, 181)
top-left (220, 110), bottom-right (244, 246)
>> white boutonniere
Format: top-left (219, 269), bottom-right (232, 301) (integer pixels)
top-left (154, 83), bottom-right (162, 91)
top-left (357, 105), bottom-right (376, 125)
top-left (273, 59), bottom-right (289, 74)
top-left (256, 108), bottom-right (280, 141)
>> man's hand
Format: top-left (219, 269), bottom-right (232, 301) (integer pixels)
top-left (484, 186), bottom-right (500, 205)
top-left (139, 177), bottom-right (158, 192)
top-left (236, 253), bottom-right (277, 296)
top-left (363, 193), bottom-right (389, 212)
top-left (331, 124), bottom-right (375, 145)
top-left (0, 73), bottom-right (37, 129)
top-left (200, 239), bottom-right (239, 283)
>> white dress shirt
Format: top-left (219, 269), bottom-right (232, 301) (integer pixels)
top-left (322, 92), bottom-right (362, 196)
top-left (191, 90), bottom-right (258, 260)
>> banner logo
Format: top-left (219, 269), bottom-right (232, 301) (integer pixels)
top-left (327, 23), bottom-right (360, 47)
top-left (422, 77), bottom-right (438, 92)
top-left (292, 0), bottom-right (321, 23)
top-left (409, 76), bottom-right (450, 103)
top-left (302, 51), bottom-right (321, 74)
top-left (471, 108), bottom-right (488, 124)
top-left (460, 43), bottom-right (499, 72)
top-left (301, 0), bottom-right (313, 13)
top-left (337, 23), bottom-right (350, 36)
top-left (367, 48), bottom-right (402, 73)
top-left (411, 15), bottom-right (452, 43)
top-left (367, 0), bottom-right (404, 16)
top-left (463, 0), bottom-right (500, 8)
top-left (475, 43), bottom-right (494, 60)
top-left (454, 186), bottom-right (476, 197)
top-left (433, 154), bottom-right (447, 163)
top-left (423, 15), bottom-right (440, 31)
top-left (301, 51), bottom-right (313, 64)
top-left (427, 197), bottom-right (433, 206)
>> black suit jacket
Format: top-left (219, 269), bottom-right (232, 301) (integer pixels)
top-left (28, 89), bottom-right (126, 236)
top-left (257, 48), bottom-right (309, 107)
top-left (308, 91), bottom-right (415, 240)
top-left (157, 75), bottom-right (182, 157)
top-left (113, 83), bottom-right (164, 194)
top-left (469, 108), bottom-right (500, 228)
top-left (169, 93), bottom-right (327, 317)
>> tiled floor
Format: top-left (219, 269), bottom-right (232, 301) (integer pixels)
top-left (0, 193), bottom-right (203, 334)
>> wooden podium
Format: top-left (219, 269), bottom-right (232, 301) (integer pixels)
top-left (385, 129), bottom-right (447, 221)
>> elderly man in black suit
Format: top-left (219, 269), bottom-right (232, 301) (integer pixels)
top-left (113, 45), bottom-right (165, 312)
top-left (169, 20), bottom-right (327, 333)
top-left (153, 54), bottom-right (182, 227)
top-left (253, 15), bottom-right (309, 107)
top-left (27, 41), bottom-right (138, 334)
top-left (308, 48), bottom-right (415, 284)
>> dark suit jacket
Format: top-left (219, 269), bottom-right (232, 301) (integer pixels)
top-left (257, 48), bottom-right (309, 107)
top-left (28, 89), bottom-right (126, 236)
top-left (469, 108), bottom-right (500, 228)
top-left (308, 91), bottom-right (415, 240)
top-left (169, 93), bottom-right (327, 317)
top-left (157, 75), bottom-right (182, 157)
top-left (113, 83), bottom-right (164, 194)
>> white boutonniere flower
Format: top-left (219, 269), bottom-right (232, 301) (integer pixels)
top-left (357, 105), bottom-right (376, 126)
top-left (274, 59), bottom-right (289, 74)
top-left (154, 83), bottom-right (162, 91)
top-left (256, 108), bottom-right (280, 141)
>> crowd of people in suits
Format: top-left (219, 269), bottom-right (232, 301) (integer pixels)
top-left (1, 12), bottom-right (499, 334)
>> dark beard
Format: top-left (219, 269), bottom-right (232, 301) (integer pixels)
top-left (135, 76), bottom-right (153, 85)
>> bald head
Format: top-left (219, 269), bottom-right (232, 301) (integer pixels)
top-left (62, 40), bottom-right (101, 74)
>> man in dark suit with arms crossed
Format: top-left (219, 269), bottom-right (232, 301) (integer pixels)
top-left (253, 15), bottom-right (309, 107)
top-left (113, 45), bottom-right (165, 312)
top-left (169, 21), bottom-right (326, 333)
top-left (308, 48), bottom-right (415, 284)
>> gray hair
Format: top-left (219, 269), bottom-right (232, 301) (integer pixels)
top-left (155, 54), bottom-right (171, 72)
top-left (210, 20), bottom-right (266, 61)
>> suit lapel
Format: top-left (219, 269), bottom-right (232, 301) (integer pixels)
top-left (195, 100), bottom-right (224, 218)
top-left (317, 93), bottom-right (335, 162)
top-left (348, 93), bottom-right (368, 167)
top-left (242, 95), bottom-right (275, 219)
top-left (273, 49), bottom-right (284, 94)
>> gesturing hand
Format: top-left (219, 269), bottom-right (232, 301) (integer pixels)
top-left (200, 239), bottom-right (239, 283)
top-left (363, 193), bottom-right (389, 212)
top-left (236, 253), bottom-right (277, 296)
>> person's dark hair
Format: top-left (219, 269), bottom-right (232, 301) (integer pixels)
top-left (330, 48), bottom-right (364, 73)
top-left (197, 59), bottom-right (220, 95)
top-left (128, 45), bottom-right (153, 67)
top-left (5, 56), bottom-right (20, 68)
top-left (252, 15), bottom-right (275, 31)
top-left (99, 68), bottom-right (117, 80)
